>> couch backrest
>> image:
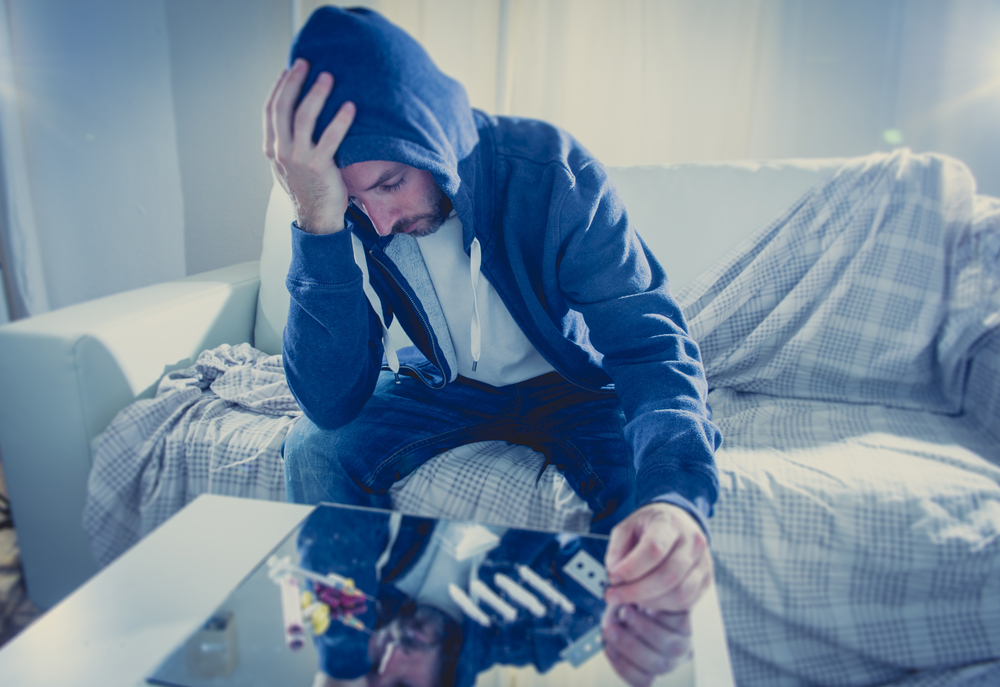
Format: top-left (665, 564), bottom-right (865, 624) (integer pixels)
top-left (254, 159), bottom-right (846, 355)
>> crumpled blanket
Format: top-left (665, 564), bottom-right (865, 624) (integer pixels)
top-left (678, 150), bottom-right (1000, 686)
top-left (84, 344), bottom-right (299, 567)
top-left (83, 149), bottom-right (1000, 686)
top-left (683, 150), bottom-right (1000, 414)
top-left (83, 345), bottom-right (595, 567)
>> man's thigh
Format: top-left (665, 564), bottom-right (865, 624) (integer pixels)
top-left (515, 375), bottom-right (635, 531)
top-left (285, 370), bottom-right (514, 504)
top-left (285, 371), bottom-right (635, 530)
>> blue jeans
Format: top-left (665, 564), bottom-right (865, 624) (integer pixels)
top-left (283, 371), bottom-right (635, 533)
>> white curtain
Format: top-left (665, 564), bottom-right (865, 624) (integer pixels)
top-left (0, 0), bottom-right (48, 319)
top-left (293, 0), bottom-right (1000, 197)
top-left (0, 0), bottom-right (186, 315)
top-left (294, 1), bottom-right (789, 164)
top-left (496, 0), bottom-right (780, 166)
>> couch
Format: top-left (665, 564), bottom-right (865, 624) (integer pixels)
top-left (2, 153), bottom-right (998, 686)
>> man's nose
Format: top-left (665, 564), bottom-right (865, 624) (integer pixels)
top-left (363, 201), bottom-right (397, 237)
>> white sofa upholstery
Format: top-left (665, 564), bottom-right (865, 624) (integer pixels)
top-left (0, 159), bottom-right (843, 608)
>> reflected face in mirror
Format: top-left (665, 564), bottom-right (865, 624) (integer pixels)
top-left (366, 604), bottom-right (447, 687)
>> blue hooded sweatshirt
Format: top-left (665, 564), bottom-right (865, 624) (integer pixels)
top-left (282, 7), bottom-right (721, 530)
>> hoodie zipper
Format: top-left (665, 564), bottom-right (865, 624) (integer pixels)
top-left (368, 249), bottom-right (449, 390)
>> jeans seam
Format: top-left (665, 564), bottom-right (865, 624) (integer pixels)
top-left (364, 419), bottom-right (606, 491)
top-left (512, 421), bottom-right (605, 488)
top-left (364, 419), bottom-right (511, 488)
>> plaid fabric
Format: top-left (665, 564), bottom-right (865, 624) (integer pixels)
top-left (84, 352), bottom-right (591, 566)
top-left (83, 344), bottom-right (299, 566)
top-left (388, 439), bottom-right (592, 532)
top-left (681, 151), bottom-right (1000, 415)
top-left (677, 150), bottom-right (1000, 686)
top-left (83, 150), bottom-right (1000, 686)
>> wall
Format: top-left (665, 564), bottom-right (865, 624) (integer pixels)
top-left (0, 0), bottom-right (291, 313)
top-left (894, 1), bottom-right (1000, 197)
top-left (0, 272), bottom-right (9, 324)
top-left (5, 0), bottom-right (186, 311)
top-left (490, 0), bottom-right (1000, 198)
top-left (3, 0), bottom-right (1000, 313)
top-left (165, 0), bottom-right (292, 277)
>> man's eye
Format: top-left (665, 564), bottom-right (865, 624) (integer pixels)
top-left (382, 180), bottom-right (403, 192)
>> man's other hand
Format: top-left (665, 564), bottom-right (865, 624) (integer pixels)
top-left (263, 58), bottom-right (356, 234)
top-left (605, 503), bottom-right (712, 612)
top-left (602, 605), bottom-right (692, 687)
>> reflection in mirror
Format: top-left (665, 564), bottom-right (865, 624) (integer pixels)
top-left (147, 504), bottom-right (693, 687)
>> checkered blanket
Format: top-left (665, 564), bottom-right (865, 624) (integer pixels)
top-left (679, 150), bottom-right (1000, 686)
top-left (83, 150), bottom-right (1000, 686)
top-left (83, 349), bottom-right (593, 567)
top-left (83, 344), bottom-right (298, 566)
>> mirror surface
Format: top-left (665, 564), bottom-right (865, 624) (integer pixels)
top-left (147, 504), bottom-right (693, 687)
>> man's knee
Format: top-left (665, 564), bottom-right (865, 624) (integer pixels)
top-left (283, 416), bottom-right (380, 506)
top-left (283, 415), bottom-right (331, 461)
top-left (283, 415), bottom-right (367, 475)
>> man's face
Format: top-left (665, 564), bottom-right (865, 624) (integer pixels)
top-left (365, 613), bottom-right (443, 687)
top-left (341, 160), bottom-right (452, 238)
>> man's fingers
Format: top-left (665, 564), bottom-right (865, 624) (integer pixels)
top-left (653, 609), bottom-right (692, 636)
top-left (604, 607), bottom-right (676, 669)
top-left (605, 515), bottom-right (642, 575)
top-left (605, 622), bottom-right (663, 670)
top-left (613, 547), bottom-right (712, 612)
top-left (315, 100), bottom-right (356, 159)
top-left (292, 71), bottom-right (334, 155)
top-left (603, 605), bottom-right (693, 687)
top-left (608, 521), bottom-right (680, 588)
top-left (604, 641), bottom-right (654, 687)
top-left (262, 67), bottom-right (287, 159)
top-left (272, 58), bottom-right (310, 163)
top-left (656, 553), bottom-right (713, 611)
top-left (620, 606), bottom-right (691, 644)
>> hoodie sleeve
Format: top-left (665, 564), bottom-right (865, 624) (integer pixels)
top-left (282, 220), bottom-right (387, 428)
top-left (553, 161), bottom-right (722, 531)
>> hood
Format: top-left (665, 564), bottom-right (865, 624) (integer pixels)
top-left (290, 7), bottom-right (482, 241)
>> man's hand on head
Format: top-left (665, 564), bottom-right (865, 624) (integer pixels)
top-left (604, 502), bottom-right (712, 613)
top-left (263, 58), bottom-right (356, 235)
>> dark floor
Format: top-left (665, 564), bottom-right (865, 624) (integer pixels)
top-left (0, 461), bottom-right (42, 649)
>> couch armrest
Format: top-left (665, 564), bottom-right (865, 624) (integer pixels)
top-left (0, 261), bottom-right (260, 608)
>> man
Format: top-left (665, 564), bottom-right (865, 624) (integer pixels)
top-left (264, 8), bottom-right (720, 684)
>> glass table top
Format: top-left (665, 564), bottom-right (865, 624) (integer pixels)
top-left (147, 503), bottom-right (694, 687)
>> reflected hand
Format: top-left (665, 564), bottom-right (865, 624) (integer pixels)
top-left (602, 605), bottom-right (692, 687)
top-left (605, 503), bottom-right (712, 612)
top-left (262, 57), bottom-right (356, 234)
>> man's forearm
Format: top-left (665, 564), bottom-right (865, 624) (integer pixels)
top-left (283, 224), bottom-right (385, 428)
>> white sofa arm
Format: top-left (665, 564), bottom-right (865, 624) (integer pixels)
top-left (0, 261), bottom-right (261, 608)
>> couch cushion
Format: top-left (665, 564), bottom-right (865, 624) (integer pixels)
top-left (254, 159), bottom-right (845, 355)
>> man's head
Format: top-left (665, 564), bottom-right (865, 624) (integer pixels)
top-left (341, 160), bottom-right (453, 238)
top-left (366, 603), bottom-right (462, 687)
top-left (291, 7), bottom-right (479, 230)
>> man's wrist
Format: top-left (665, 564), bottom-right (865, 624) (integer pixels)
top-left (644, 494), bottom-right (712, 543)
top-left (295, 216), bottom-right (346, 235)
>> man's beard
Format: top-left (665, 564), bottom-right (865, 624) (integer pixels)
top-left (391, 183), bottom-right (453, 237)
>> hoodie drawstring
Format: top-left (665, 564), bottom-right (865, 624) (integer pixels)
top-left (469, 238), bottom-right (482, 372)
top-left (351, 233), bottom-right (400, 383)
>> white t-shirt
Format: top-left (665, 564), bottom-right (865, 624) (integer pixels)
top-left (417, 216), bottom-right (555, 386)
